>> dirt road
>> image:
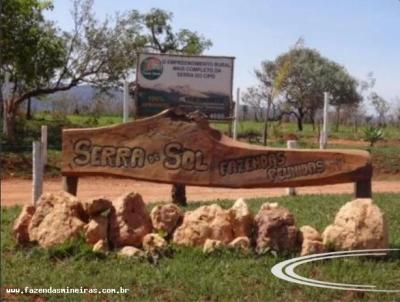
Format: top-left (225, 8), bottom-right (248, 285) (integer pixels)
top-left (1, 177), bottom-right (399, 206)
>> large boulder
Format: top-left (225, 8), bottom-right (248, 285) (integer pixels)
top-left (173, 204), bottom-right (234, 247)
top-left (150, 204), bottom-right (183, 235)
top-left (322, 199), bottom-right (388, 250)
top-left (254, 202), bottom-right (298, 253)
top-left (84, 215), bottom-right (108, 244)
top-left (109, 192), bottom-right (152, 248)
top-left (299, 225), bottom-right (325, 256)
top-left (28, 192), bottom-right (87, 248)
top-left (229, 198), bottom-right (253, 238)
top-left (13, 205), bottom-right (36, 245)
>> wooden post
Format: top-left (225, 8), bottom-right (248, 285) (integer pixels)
top-left (233, 88), bottom-right (240, 140)
top-left (32, 141), bottom-right (43, 205)
top-left (63, 176), bottom-right (78, 196)
top-left (286, 140), bottom-right (298, 196)
top-left (41, 125), bottom-right (48, 165)
top-left (354, 180), bottom-right (372, 198)
top-left (319, 92), bottom-right (329, 149)
top-left (172, 184), bottom-right (187, 206)
top-left (123, 80), bottom-right (129, 123)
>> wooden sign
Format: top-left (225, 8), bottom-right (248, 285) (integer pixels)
top-left (62, 108), bottom-right (372, 195)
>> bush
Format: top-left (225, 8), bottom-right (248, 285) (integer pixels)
top-left (363, 126), bottom-right (384, 147)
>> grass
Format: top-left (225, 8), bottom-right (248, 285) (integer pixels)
top-left (1, 193), bottom-right (400, 301)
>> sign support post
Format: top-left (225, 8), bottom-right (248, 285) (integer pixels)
top-left (32, 141), bottom-right (43, 205)
top-left (286, 140), bottom-right (298, 196)
top-left (233, 88), bottom-right (240, 140)
top-left (320, 92), bottom-right (329, 149)
top-left (123, 81), bottom-right (129, 123)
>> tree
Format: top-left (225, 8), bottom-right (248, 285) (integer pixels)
top-left (272, 45), bottom-right (361, 131)
top-left (241, 86), bottom-right (265, 122)
top-left (254, 60), bottom-right (276, 145)
top-left (143, 8), bottom-right (212, 55)
top-left (370, 92), bottom-right (390, 126)
top-left (1, 1), bottom-right (212, 140)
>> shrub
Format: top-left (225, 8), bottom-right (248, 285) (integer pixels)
top-left (363, 126), bottom-right (384, 147)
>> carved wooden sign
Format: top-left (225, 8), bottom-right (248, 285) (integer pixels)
top-left (62, 109), bottom-right (372, 189)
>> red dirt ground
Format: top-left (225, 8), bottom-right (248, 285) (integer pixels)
top-left (1, 177), bottom-right (399, 206)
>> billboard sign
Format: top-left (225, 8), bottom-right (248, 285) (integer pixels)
top-left (136, 53), bottom-right (234, 120)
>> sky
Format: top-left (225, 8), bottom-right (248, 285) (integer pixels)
top-left (45, 0), bottom-right (400, 109)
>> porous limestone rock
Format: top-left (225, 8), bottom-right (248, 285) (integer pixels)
top-left (173, 204), bottom-right (234, 247)
top-left (229, 198), bottom-right (253, 238)
top-left (142, 233), bottom-right (168, 254)
top-left (118, 246), bottom-right (144, 257)
top-left (299, 225), bottom-right (325, 256)
top-left (150, 204), bottom-right (183, 235)
top-left (28, 192), bottom-right (87, 248)
top-left (13, 205), bottom-right (36, 245)
top-left (109, 192), bottom-right (152, 248)
top-left (254, 202), bottom-right (298, 253)
top-left (203, 239), bottom-right (223, 254)
top-left (322, 199), bottom-right (388, 250)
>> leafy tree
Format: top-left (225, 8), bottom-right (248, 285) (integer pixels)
top-left (143, 8), bottom-right (212, 55)
top-left (369, 92), bottom-right (390, 126)
top-left (1, 1), bottom-right (212, 140)
top-left (272, 45), bottom-right (360, 131)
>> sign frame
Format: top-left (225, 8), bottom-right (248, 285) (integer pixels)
top-left (135, 52), bottom-right (235, 121)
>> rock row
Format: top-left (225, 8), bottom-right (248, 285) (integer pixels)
top-left (13, 192), bottom-right (389, 256)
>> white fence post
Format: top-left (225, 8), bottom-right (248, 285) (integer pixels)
top-left (32, 141), bottom-right (43, 206)
top-left (286, 140), bottom-right (298, 196)
top-left (123, 80), bottom-right (129, 123)
top-left (319, 92), bottom-right (329, 149)
top-left (233, 88), bottom-right (240, 140)
top-left (41, 125), bottom-right (48, 165)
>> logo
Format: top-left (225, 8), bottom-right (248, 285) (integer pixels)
top-left (271, 249), bottom-right (400, 293)
top-left (141, 57), bottom-right (163, 80)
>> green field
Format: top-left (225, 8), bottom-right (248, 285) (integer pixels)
top-left (2, 193), bottom-right (399, 301)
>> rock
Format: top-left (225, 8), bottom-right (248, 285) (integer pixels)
top-left (299, 226), bottom-right (325, 256)
top-left (203, 239), bottom-right (223, 254)
top-left (173, 204), bottom-right (234, 247)
top-left (254, 202), bottom-right (298, 253)
top-left (83, 198), bottom-right (112, 216)
top-left (150, 204), bottom-right (183, 235)
top-left (142, 233), bottom-right (167, 253)
top-left (229, 198), bottom-right (253, 238)
top-left (28, 192), bottom-right (87, 248)
top-left (13, 205), bottom-right (36, 245)
top-left (92, 239), bottom-right (108, 252)
top-left (109, 192), bottom-right (152, 248)
top-left (118, 246), bottom-right (144, 257)
top-left (84, 216), bottom-right (108, 244)
top-left (322, 199), bottom-right (388, 250)
top-left (228, 236), bottom-right (251, 253)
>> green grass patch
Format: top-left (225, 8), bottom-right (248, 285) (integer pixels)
top-left (2, 194), bottom-right (400, 301)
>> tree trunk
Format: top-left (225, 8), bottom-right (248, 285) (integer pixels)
top-left (3, 99), bottom-right (17, 140)
top-left (4, 107), bottom-right (17, 139)
top-left (335, 106), bottom-right (341, 132)
top-left (26, 97), bottom-right (32, 120)
top-left (263, 100), bottom-right (271, 146)
top-left (297, 117), bottom-right (303, 131)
